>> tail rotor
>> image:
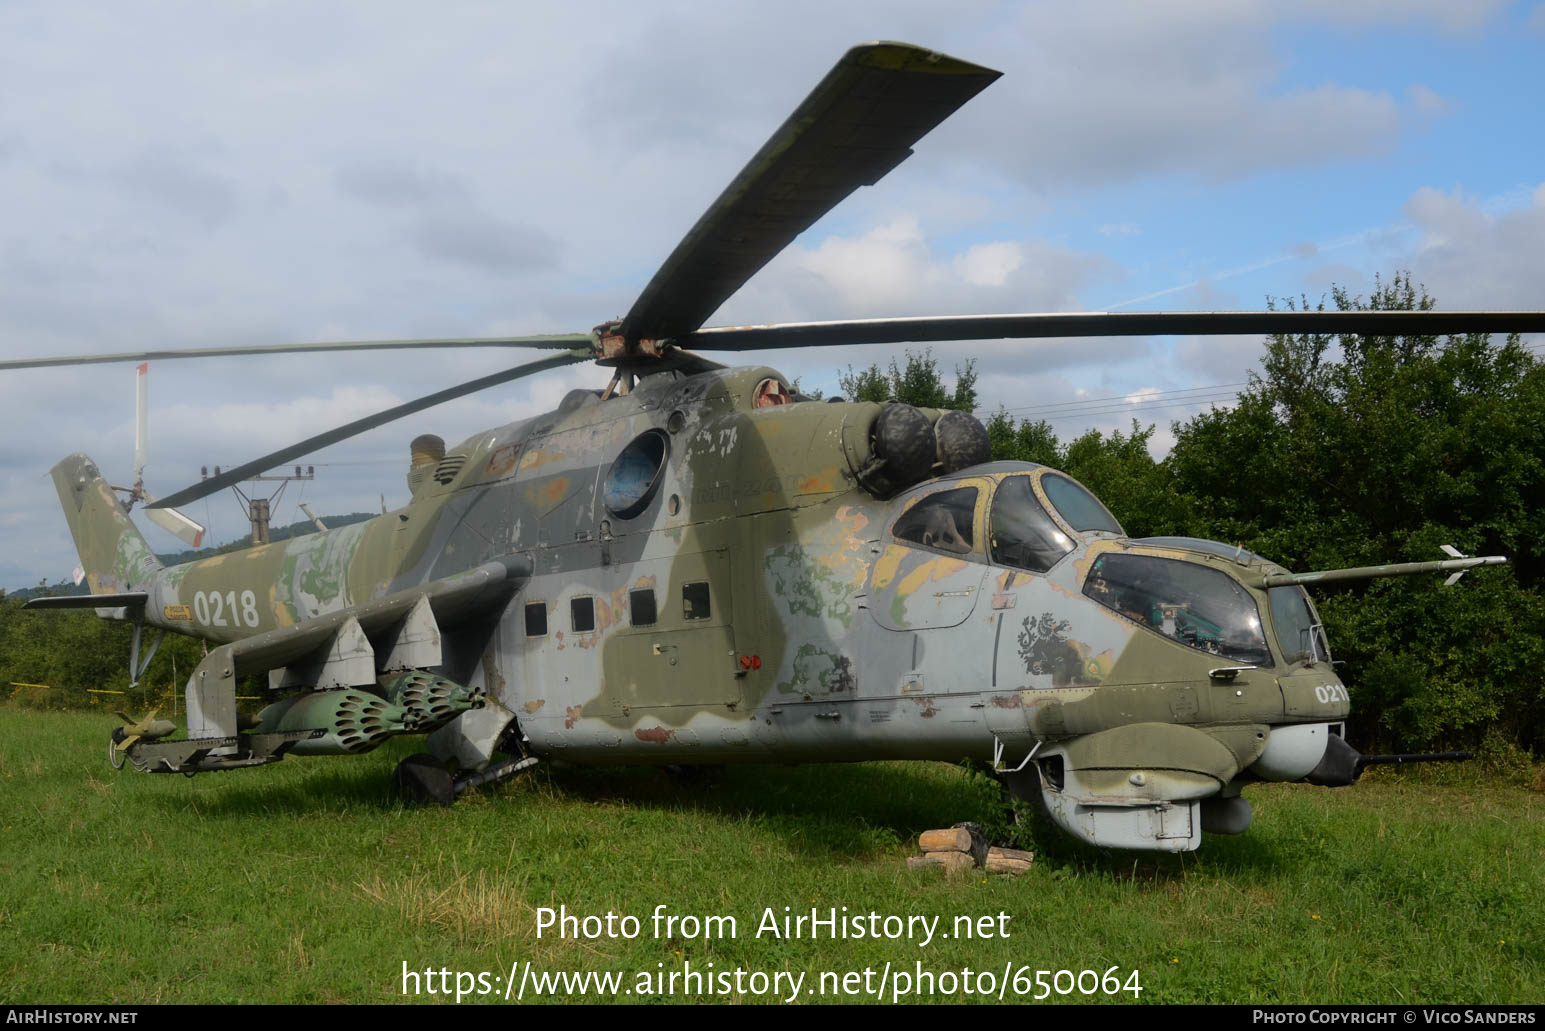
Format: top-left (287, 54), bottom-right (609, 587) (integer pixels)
top-left (120, 363), bottom-right (206, 548)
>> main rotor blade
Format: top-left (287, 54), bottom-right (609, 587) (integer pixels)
top-left (0, 334), bottom-right (592, 373)
top-left (620, 42), bottom-right (1001, 343)
top-left (147, 349), bottom-right (591, 511)
top-left (681, 310), bottom-right (1545, 350)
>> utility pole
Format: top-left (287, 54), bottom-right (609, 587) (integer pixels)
top-left (200, 464), bottom-right (316, 545)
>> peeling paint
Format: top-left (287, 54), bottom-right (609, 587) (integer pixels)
top-left (527, 476), bottom-right (572, 508)
top-left (484, 443), bottom-right (520, 478)
top-left (796, 466), bottom-right (841, 494)
top-left (519, 446), bottom-right (568, 472)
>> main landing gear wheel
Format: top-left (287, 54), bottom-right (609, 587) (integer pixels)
top-left (108, 727), bottom-right (128, 771)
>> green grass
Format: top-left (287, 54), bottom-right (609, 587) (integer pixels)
top-left (1, 707), bottom-right (1540, 1005)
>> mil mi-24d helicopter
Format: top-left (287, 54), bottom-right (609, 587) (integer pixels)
top-left (14, 42), bottom-right (1544, 851)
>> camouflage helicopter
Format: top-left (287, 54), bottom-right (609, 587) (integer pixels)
top-left (16, 42), bottom-right (1544, 851)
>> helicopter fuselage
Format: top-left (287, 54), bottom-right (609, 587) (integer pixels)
top-left (60, 363), bottom-right (1351, 850)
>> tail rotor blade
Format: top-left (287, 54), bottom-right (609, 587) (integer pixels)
top-left (140, 491), bottom-right (207, 548)
top-left (134, 363), bottom-right (149, 484)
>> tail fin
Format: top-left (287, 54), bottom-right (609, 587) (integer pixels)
top-left (50, 453), bottom-right (163, 594)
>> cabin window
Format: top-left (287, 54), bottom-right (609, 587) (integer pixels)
top-left (1269, 585), bottom-right (1331, 665)
top-left (989, 475), bottom-right (1074, 573)
top-left (571, 596), bottom-right (596, 633)
top-left (892, 486), bottom-right (977, 555)
top-left (630, 588), bottom-right (657, 627)
top-left (525, 602), bottom-right (548, 637)
top-left (682, 581), bottom-right (711, 621)
top-left (603, 429), bottom-right (670, 519)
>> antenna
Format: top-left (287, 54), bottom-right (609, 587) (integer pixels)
top-left (198, 463), bottom-right (317, 545)
top-left (299, 503), bottom-right (328, 532)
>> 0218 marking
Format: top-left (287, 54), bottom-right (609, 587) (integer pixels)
top-left (1314, 683), bottom-right (1350, 705)
top-left (192, 589), bottom-right (259, 628)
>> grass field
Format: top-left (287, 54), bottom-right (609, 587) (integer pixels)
top-left (1, 706), bottom-right (1540, 1005)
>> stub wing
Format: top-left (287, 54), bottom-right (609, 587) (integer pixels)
top-left (127, 555), bottom-right (532, 775)
top-left (207, 554), bottom-right (532, 698)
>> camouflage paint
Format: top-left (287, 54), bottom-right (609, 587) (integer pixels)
top-left (50, 367), bottom-right (1354, 845)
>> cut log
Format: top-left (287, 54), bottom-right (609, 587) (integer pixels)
top-left (918, 828), bottom-right (973, 853)
top-left (985, 846), bottom-right (1034, 875)
top-left (907, 851), bottom-right (976, 876)
top-left (988, 846), bottom-right (1034, 863)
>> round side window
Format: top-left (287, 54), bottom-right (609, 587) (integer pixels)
top-left (603, 430), bottom-right (669, 519)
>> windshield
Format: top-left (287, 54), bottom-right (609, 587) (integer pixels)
top-left (1042, 473), bottom-right (1123, 535)
top-left (1083, 552), bottom-right (1272, 666)
top-left (989, 475), bottom-right (1074, 572)
top-left (1269, 586), bottom-right (1330, 664)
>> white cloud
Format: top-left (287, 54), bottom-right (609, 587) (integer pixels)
top-left (790, 217), bottom-right (937, 312)
top-left (953, 242), bottom-right (1025, 288)
top-left (1401, 183), bottom-right (1545, 309)
top-left (724, 215), bottom-right (1110, 329)
top-left (1124, 386), bottom-right (1163, 405)
top-left (975, 2), bottom-right (1413, 188)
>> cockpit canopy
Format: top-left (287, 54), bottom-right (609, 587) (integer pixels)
top-left (887, 476), bottom-right (1330, 669)
top-left (1125, 537), bottom-right (1331, 667)
top-left (887, 465), bottom-right (1122, 572)
top-left (1082, 551), bottom-right (1272, 667)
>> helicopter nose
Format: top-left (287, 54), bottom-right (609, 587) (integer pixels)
top-left (1250, 723), bottom-right (1333, 781)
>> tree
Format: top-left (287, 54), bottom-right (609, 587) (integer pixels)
top-left (839, 349), bottom-right (978, 410)
top-left (1166, 273), bottom-right (1545, 752)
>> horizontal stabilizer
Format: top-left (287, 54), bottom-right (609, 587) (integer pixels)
top-left (24, 592), bottom-right (149, 610)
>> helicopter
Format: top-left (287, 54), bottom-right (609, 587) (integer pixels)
top-left (15, 41), bottom-right (1543, 852)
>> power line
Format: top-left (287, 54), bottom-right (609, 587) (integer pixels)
top-left (1028, 394), bottom-right (1245, 422)
top-left (985, 381), bottom-right (1252, 418)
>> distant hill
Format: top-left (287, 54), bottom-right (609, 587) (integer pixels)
top-left (6, 512), bottom-right (380, 599)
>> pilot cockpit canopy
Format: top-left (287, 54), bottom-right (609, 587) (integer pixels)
top-left (888, 466), bottom-right (1123, 572)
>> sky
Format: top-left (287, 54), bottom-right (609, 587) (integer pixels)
top-left (1, 0), bottom-right (1542, 589)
